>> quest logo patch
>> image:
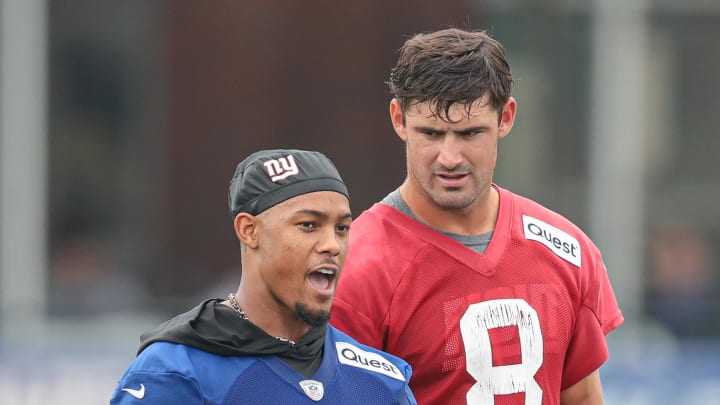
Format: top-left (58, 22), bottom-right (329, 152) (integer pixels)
top-left (335, 342), bottom-right (406, 381)
top-left (522, 215), bottom-right (582, 268)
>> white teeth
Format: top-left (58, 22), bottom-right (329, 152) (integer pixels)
top-left (317, 269), bottom-right (335, 275)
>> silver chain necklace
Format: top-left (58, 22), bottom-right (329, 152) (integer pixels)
top-left (227, 293), bottom-right (296, 346)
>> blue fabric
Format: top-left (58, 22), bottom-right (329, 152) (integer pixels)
top-left (110, 325), bottom-right (416, 404)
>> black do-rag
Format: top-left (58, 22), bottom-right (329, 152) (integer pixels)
top-left (228, 149), bottom-right (349, 217)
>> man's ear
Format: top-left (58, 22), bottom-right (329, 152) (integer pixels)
top-left (233, 213), bottom-right (259, 249)
top-left (389, 98), bottom-right (408, 142)
top-left (498, 97), bottom-right (517, 140)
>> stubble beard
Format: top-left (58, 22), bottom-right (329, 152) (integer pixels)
top-left (296, 302), bottom-right (330, 329)
top-left (427, 164), bottom-right (496, 211)
top-left (423, 173), bottom-right (483, 210)
top-left (427, 185), bottom-right (477, 210)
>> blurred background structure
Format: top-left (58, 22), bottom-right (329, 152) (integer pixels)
top-left (1, 0), bottom-right (719, 403)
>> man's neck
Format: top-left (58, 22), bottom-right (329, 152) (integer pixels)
top-left (399, 182), bottom-right (499, 236)
top-left (229, 288), bottom-right (311, 343)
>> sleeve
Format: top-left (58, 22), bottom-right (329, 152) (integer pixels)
top-left (110, 371), bottom-right (204, 404)
top-left (561, 249), bottom-right (624, 389)
top-left (595, 259), bottom-right (625, 335)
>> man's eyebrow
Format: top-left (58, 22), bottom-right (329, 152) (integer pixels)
top-left (454, 125), bottom-right (489, 134)
top-left (294, 209), bottom-right (327, 218)
top-left (293, 209), bottom-right (353, 220)
top-left (412, 125), bottom-right (445, 132)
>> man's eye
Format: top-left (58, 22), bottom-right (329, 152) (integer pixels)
top-left (299, 222), bottom-right (316, 229)
top-left (336, 225), bottom-right (350, 233)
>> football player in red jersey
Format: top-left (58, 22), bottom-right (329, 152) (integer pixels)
top-left (330, 28), bottom-right (624, 405)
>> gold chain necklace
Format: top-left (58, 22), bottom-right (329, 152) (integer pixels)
top-left (227, 293), bottom-right (296, 346)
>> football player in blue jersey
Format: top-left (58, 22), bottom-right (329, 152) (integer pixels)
top-left (111, 149), bottom-right (416, 404)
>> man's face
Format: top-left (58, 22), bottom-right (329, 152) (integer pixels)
top-left (390, 97), bottom-right (515, 211)
top-left (253, 191), bottom-right (352, 327)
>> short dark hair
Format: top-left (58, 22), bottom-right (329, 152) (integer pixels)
top-left (387, 28), bottom-right (513, 122)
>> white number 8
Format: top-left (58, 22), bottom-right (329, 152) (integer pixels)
top-left (459, 299), bottom-right (543, 404)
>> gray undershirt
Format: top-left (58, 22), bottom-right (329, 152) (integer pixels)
top-left (381, 188), bottom-right (493, 254)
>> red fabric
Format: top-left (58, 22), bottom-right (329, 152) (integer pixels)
top-left (331, 186), bottom-right (623, 405)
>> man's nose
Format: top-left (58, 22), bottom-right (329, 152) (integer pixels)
top-left (437, 135), bottom-right (463, 169)
top-left (317, 227), bottom-right (341, 256)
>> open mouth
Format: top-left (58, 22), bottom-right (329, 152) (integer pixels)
top-left (308, 268), bottom-right (337, 291)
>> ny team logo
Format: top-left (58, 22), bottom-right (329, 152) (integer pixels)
top-left (263, 155), bottom-right (299, 182)
top-left (299, 379), bottom-right (324, 401)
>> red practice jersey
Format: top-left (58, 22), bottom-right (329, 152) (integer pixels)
top-left (331, 185), bottom-right (623, 405)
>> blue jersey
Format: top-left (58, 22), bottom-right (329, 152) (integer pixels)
top-left (110, 325), bottom-right (416, 404)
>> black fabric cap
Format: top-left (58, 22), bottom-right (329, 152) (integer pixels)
top-left (228, 149), bottom-right (349, 217)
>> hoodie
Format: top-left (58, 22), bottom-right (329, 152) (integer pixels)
top-left (138, 298), bottom-right (326, 378)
